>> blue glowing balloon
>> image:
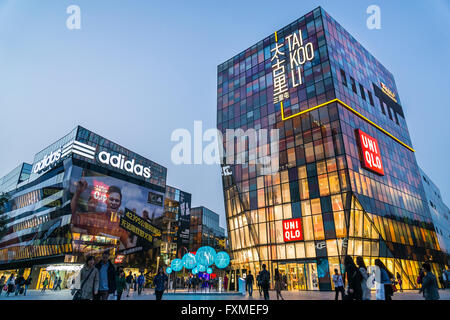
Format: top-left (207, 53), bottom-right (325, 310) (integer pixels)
top-left (195, 246), bottom-right (216, 267)
top-left (182, 253), bottom-right (197, 269)
top-left (192, 267), bottom-right (199, 274)
top-left (171, 258), bottom-right (183, 272)
top-left (207, 267), bottom-right (213, 274)
top-left (214, 251), bottom-right (230, 269)
top-left (166, 267), bottom-right (172, 274)
top-left (198, 264), bottom-right (206, 272)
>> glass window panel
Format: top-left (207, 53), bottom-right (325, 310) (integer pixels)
top-left (283, 204), bottom-right (292, 220)
top-left (299, 179), bottom-right (309, 200)
top-left (318, 174), bottom-right (330, 196)
top-left (313, 214), bottom-right (325, 240)
top-left (286, 243), bottom-right (296, 259)
top-left (333, 211), bottom-right (346, 238)
top-left (295, 242), bottom-right (306, 259)
top-left (328, 171), bottom-right (341, 194)
top-left (275, 205), bottom-right (283, 220)
top-left (311, 198), bottom-right (321, 214)
top-left (303, 216), bottom-right (314, 240)
top-left (305, 241), bottom-right (316, 257)
top-left (326, 239), bottom-right (338, 256)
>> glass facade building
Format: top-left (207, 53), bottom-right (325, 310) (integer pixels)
top-left (189, 206), bottom-right (226, 252)
top-left (0, 126), bottom-right (167, 289)
top-left (217, 7), bottom-right (447, 291)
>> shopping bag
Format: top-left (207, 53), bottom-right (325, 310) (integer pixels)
top-left (375, 282), bottom-right (385, 300)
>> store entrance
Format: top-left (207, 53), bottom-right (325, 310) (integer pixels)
top-left (277, 261), bottom-right (319, 291)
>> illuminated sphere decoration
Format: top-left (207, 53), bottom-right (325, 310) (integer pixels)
top-left (198, 264), bottom-right (206, 272)
top-left (214, 251), bottom-right (230, 269)
top-left (171, 258), bottom-right (183, 272)
top-left (192, 267), bottom-right (199, 274)
top-left (207, 267), bottom-right (213, 274)
top-left (182, 253), bottom-right (197, 269)
top-left (166, 267), bottom-right (172, 274)
top-left (195, 246), bottom-right (216, 267)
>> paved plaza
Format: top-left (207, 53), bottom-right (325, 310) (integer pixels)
top-left (0, 288), bottom-right (449, 300)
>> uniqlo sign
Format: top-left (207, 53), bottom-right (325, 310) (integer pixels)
top-left (356, 129), bottom-right (384, 176)
top-left (283, 218), bottom-right (303, 242)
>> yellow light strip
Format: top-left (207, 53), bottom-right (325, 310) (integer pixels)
top-left (280, 98), bottom-right (415, 152)
top-left (274, 31), bottom-right (278, 42)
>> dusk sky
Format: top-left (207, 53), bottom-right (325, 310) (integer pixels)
top-left (0, 0), bottom-right (449, 230)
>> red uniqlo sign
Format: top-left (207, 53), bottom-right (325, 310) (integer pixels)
top-left (283, 218), bottom-right (303, 242)
top-left (356, 129), bottom-right (384, 176)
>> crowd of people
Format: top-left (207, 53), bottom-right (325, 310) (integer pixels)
top-left (0, 273), bottom-right (32, 296)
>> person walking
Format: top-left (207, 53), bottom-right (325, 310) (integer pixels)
top-left (332, 269), bottom-right (345, 300)
top-left (259, 264), bottom-right (270, 300)
top-left (256, 274), bottom-right (262, 296)
top-left (73, 255), bottom-right (99, 300)
top-left (396, 272), bottom-right (403, 292)
top-left (14, 274), bottom-right (25, 296)
top-left (274, 269), bottom-right (284, 300)
top-left (41, 277), bottom-right (49, 293)
top-left (374, 259), bottom-right (393, 300)
top-left (444, 268), bottom-right (450, 289)
top-left (246, 271), bottom-right (254, 297)
top-left (125, 271), bottom-right (133, 297)
top-left (23, 276), bottom-right (32, 296)
top-left (153, 267), bottom-right (168, 300)
top-left (6, 274), bottom-right (15, 296)
top-left (95, 250), bottom-right (116, 300)
top-left (223, 274), bottom-right (228, 292)
top-left (344, 255), bottom-right (363, 300)
top-left (0, 275), bottom-right (5, 296)
top-left (116, 271), bottom-right (126, 301)
top-left (419, 263), bottom-right (440, 300)
top-left (54, 277), bottom-right (62, 290)
top-left (137, 272), bottom-right (145, 295)
top-left (356, 256), bottom-right (371, 300)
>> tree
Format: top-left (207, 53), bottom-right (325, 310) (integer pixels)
top-left (0, 193), bottom-right (9, 241)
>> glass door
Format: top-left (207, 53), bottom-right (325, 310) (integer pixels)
top-left (304, 262), bottom-right (319, 290)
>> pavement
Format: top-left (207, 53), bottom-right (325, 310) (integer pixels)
top-left (1, 288), bottom-right (449, 300)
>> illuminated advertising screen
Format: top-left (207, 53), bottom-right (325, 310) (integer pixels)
top-left (355, 129), bottom-right (385, 176)
top-left (70, 166), bottom-right (164, 252)
top-left (283, 218), bottom-right (303, 242)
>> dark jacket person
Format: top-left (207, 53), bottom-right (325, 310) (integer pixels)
top-left (420, 263), bottom-right (440, 300)
top-left (95, 250), bottom-right (116, 299)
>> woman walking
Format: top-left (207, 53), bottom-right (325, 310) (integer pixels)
top-left (116, 270), bottom-right (126, 300)
top-left (374, 259), bottom-right (393, 300)
top-left (344, 255), bottom-right (362, 300)
top-left (274, 269), bottom-right (284, 300)
top-left (356, 256), bottom-right (371, 300)
top-left (76, 255), bottom-right (99, 300)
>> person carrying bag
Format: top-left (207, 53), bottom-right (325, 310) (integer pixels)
top-left (73, 256), bottom-right (99, 301)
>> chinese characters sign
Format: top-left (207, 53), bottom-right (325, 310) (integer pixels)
top-left (356, 129), bottom-right (384, 176)
top-left (283, 218), bottom-right (303, 242)
top-left (271, 29), bottom-right (315, 104)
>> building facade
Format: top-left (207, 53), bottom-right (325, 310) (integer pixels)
top-left (217, 7), bottom-right (447, 291)
top-left (0, 126), bottom-right (167, 289)
top-left (419, 168), bottom-right (450, 264)
top-left (189, 206), bottom-right (226, 252)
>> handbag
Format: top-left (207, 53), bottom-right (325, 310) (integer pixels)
top-left (73, 268), bottom-right (95, 301)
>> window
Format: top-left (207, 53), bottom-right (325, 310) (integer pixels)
top-left (340, 69), bottom-right (348, 87)
top-left (368, 90), bottom-right (374, 106)
top-left (350, 77), bottom-right (357, 94)
top-left (359, 84), bottom-right (366, 100)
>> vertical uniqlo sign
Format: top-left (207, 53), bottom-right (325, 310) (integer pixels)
top-left (283, 218), bottom-right (303, 242)
top-left (356, 129), bottom-right (384, 176)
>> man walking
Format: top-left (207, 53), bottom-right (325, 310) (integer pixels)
top-left (246, 271), bottom-right (254, 297)
top-left (137, 272), bottom-right (145, 295)
top-left (95, 250), bottom-right (116, 300)
top-left (259, 264), bottom-right (270, 300)
top-left (125, 271), bottom-right (133, 297)
top-left (153, 267), bottom-right (168, 300)
top-left (419, 263), bottom-right (440, 300)
top-left (332, 269), bottom-right (345, 300)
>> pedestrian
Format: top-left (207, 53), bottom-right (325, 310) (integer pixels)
top-left (445, 268), bottom-right (450, 289)
top-left (246, 271), bottom-right (254, 297)
top-left (41, 277), bottom-right (49, 293)
top-left (133, 274), bottom-right (137, 291)
top-left (256, 274), bottom-right (262, 296)
top-left (442, 269), bottom-right (448, 290)
top-left (259, 264), bottom-right (270, 300)
top-left (223, 274), bottom-right (228, 291)
top-left (0, 275), bottom-right (5, 296)
top-left (153, 267), bottom-right (168, 300)
top-left (54, 277), bottom-right (62, 290)
top-left (332, 268), bottom-right (345, 300)
top-left (73, 255), bottom-right (99, 300)
top-left (356, 256), bottom-right (370, 300)
top-left (374, 259), bottom-right (393, 300)
top-left (396, 272), bottom-right (403, 292)
top-left (95, 250), bottom-right (116, 300)
top-left (6, 274), bottom-right (15, 296)
top-left (137, 272), bottom-right (145, 295)
top-left (23, 276), bottom-right (32, 296)
top-left (274, 269), bottom-right (284, 300)
top-left (419, 262), bottom-right (440, 300)
top-left (343, 255), bottom-right (362, 300)
top-left (14, 274), bottom-right (25, 296)
top-left (125, 271), bottom-right (133, 297)
top-left (438, 273), bottom-right (445, 289)
top-left (116, 271), bottom-right (126, 301)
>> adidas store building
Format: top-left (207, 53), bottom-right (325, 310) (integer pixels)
top-left (0, 126), bottom-right (167, 289)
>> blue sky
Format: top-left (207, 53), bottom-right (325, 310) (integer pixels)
top-left (0, 0), bottom-right (449, 229)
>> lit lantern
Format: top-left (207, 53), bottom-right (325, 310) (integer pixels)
top-left (215, 251), bottom-right (230, 269)
top-left (195, 246), bottom-right (216, 267)
top-left (182, 253), bottom-right (197, 269)
top-left (166, 267), bottom-right (172, 274)
top-left (171, 258), bottom-right (183, 272)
